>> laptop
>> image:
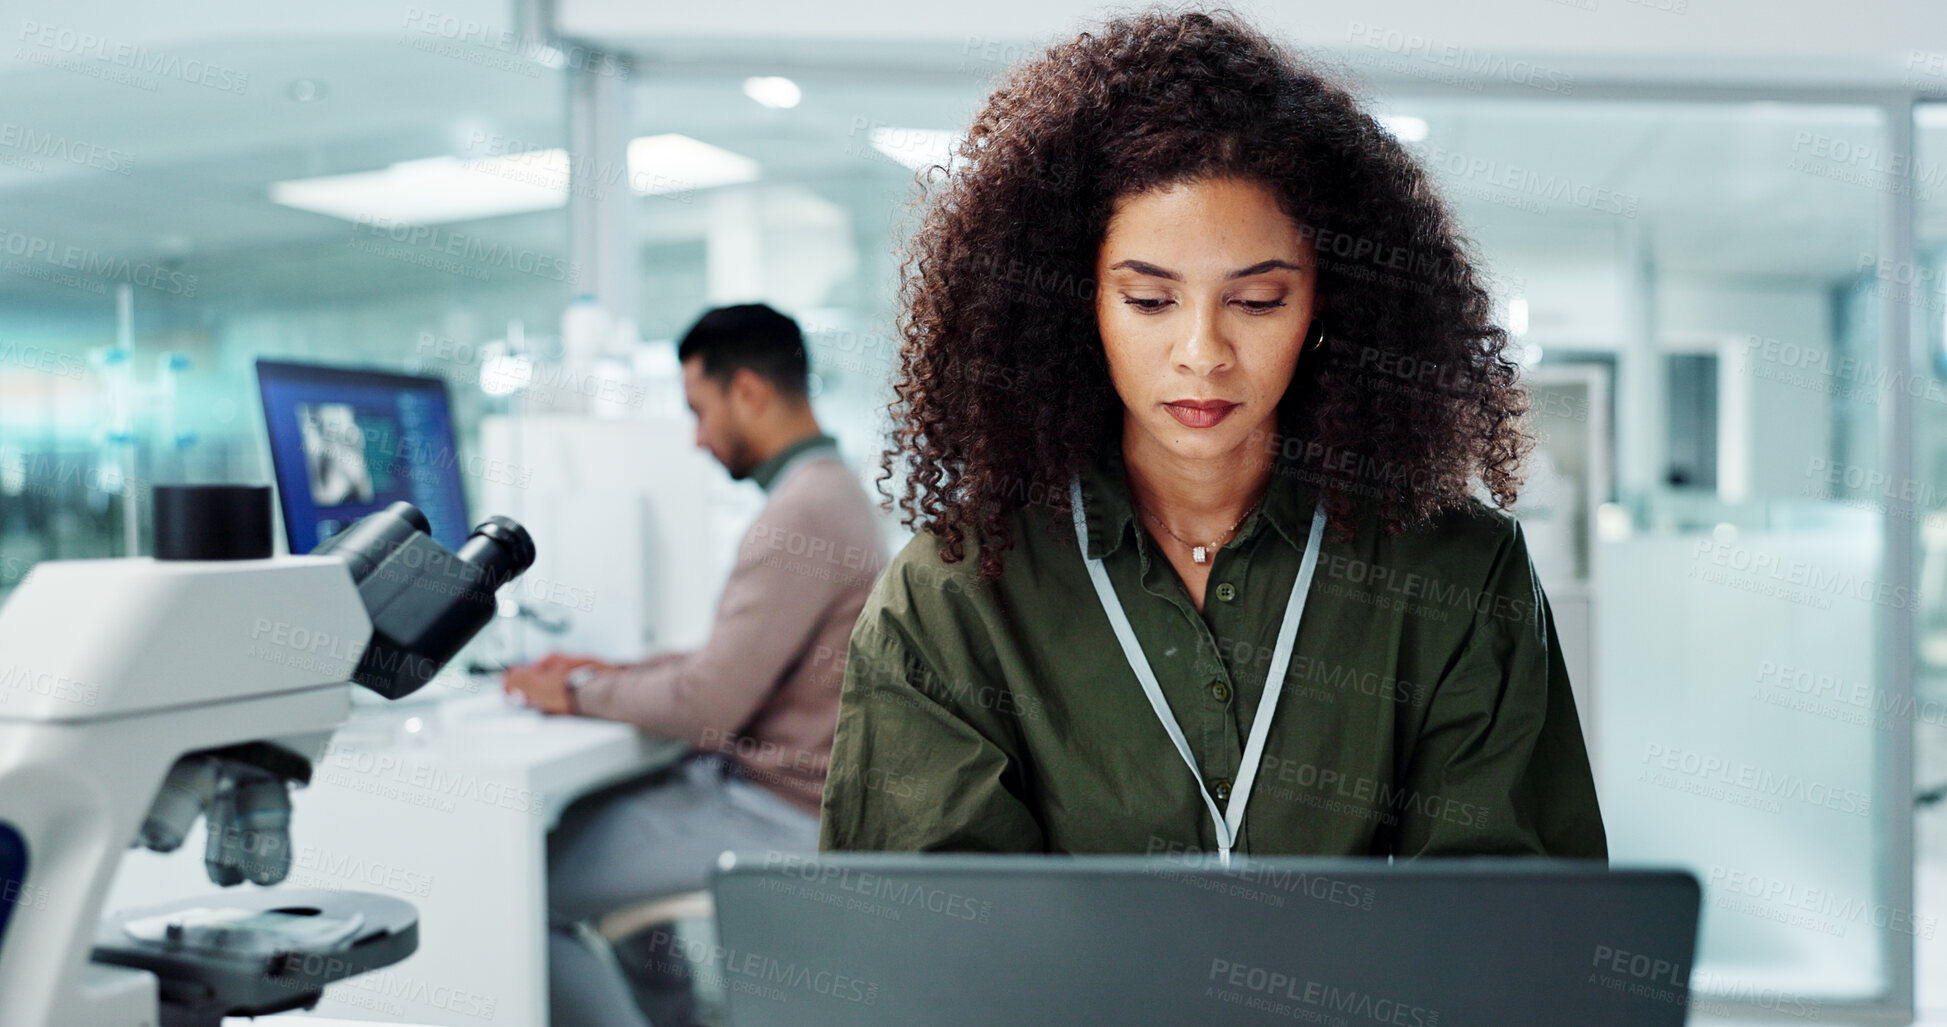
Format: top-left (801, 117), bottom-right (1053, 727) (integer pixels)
top-left (709, 853), bottom-right (1700, 1026)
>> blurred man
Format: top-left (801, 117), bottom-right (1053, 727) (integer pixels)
top-left (505, 303), bottom-right (886, 1027)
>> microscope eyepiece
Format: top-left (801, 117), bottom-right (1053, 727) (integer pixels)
top-left (314, 504), bottom-right (535, 700)
top-left (455, 515), bottom-right (536, 590)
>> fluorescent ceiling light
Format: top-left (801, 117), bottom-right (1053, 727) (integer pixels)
top-left (270, 134), bottom-right (759, 224)
top-left (270, 152), bottom-right (568, 224)
top-left (627, 133), bottom-right (761, 195)
top-left (1378, 114), bottom-right (1429, 143)
top-left (743, 76), bottom-right (801, 109)
top-left (531, 44), bottom-right (567, 71)
top-left (868, 126), bottom-right (959, 172)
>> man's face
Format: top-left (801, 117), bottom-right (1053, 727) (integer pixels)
top-left (682, 358), bottom-right (761, 479)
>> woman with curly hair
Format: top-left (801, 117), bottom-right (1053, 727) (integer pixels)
top-left (819, 8), bottom-right (1605, 861)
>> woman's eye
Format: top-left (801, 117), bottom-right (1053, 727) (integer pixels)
top-left (1119, 296), bottom-right (1285, 313)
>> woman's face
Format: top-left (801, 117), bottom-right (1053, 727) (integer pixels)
top-left (1094, 175), bottom-right (1318, 464)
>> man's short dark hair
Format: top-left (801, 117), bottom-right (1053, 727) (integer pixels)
top-left (676, 303), bottom-right (809, 399)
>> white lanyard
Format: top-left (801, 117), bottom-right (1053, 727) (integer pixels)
top-left (1069, 473), bottom-right (1327, 866)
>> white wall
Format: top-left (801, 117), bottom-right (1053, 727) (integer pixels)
top-left (10, 0), bottom-right (1939, 87)
top-left (559, 0), bottom-right (1947, 86)
top-left (0, 0), bottom-right (510, 75)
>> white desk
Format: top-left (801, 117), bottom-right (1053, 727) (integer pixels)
top-left (108, 679), bottom-right (688, 1027)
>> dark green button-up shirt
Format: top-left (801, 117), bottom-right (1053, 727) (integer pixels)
top-left (819, 439), bottom-right (1606, 860)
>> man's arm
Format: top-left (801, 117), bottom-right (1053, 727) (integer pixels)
top-left (570, 499), bottom-right (859, 745)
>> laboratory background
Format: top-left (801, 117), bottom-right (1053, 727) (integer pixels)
top-left (0, 0), bottom-right (1944, 1024)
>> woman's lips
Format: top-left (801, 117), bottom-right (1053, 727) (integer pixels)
top-left (1163, 400), bottom-right (1240, 429)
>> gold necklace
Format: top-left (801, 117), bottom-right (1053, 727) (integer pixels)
top-left (1137, 490), bottom-right (1268, 565)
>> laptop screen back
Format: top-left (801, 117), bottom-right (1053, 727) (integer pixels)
top-left (710, 853), bottom-right (1700, 1027)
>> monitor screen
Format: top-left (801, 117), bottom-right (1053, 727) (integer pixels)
top-left (256, 359), bottom-right (471, 554)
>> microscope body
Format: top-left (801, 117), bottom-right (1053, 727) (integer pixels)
top-left (0, 494), bottom-right (533, 1027)
top-left (0, 555), bottom-right (370, 1026)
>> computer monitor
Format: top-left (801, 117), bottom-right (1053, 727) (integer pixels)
top-left (256, 359), bottom-right (471, 554)
top-left (711, 853), bottom-right (1702, 1027)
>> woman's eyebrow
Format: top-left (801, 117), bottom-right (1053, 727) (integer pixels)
top-left (1107, 259), bottom-right (1181, 280)
top-left (1106, 258), bottom-right (1306, 280)
top-left (1227, 259), bottom-right (1307, 278)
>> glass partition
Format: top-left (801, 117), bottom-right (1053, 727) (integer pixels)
top-left (1912, 98), bottom-right (1947, 1019)
top-left (0, 33), bottom-right (573, 591)
top-left (1389, 95), bottom-right (1903, 1015)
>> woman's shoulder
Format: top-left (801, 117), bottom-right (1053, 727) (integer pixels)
top-left (847, 521), bottom-right (1040, 701)
top-left (860, 522), bottom-right (1005, 631)
top-left (1348, 490), bottom-right (1534, 588)
top-left (1345, 491), bottom-right (1549, 638)
top-left (1403, 493), bottom-right (1523, 550)
top-left (883, 524), bottom-right (995, 589)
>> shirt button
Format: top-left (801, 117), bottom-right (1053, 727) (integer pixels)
top-left (1214, 582), bottom-right (1236, 602)
top-left (1210, 681), bottom-right (1231, 703)
top-left (1212, 779), bottom-right (1233, 803)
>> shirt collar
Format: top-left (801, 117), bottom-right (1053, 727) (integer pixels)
top-left (751, 432), bottom-right (839, 492)
top-left (1075, 436), bottom-right (1317, 562)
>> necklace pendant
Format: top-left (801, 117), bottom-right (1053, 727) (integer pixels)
top-left (1192, 546), bottom-right (1208, 564)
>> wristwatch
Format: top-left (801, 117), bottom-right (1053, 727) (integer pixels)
top-left (565, 666), bottom-right (603, 715)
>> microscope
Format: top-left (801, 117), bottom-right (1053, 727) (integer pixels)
top-left (0, 485), bottom-right (535, 1027)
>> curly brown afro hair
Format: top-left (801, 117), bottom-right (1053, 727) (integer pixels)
top-left (881, 6), bottom-right (1532, 580)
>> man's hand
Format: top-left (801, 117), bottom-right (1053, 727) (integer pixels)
top-left (504, 653), bottom-right (619, 715)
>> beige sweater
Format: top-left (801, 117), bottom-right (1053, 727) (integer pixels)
top-left (572, 454), bottom-right (887, 813)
